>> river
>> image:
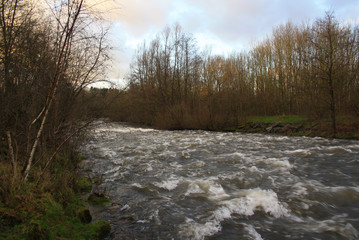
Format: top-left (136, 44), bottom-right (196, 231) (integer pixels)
top-left (80, 120), bottom-right (359, 240)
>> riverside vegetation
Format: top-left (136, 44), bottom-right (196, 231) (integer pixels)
top-left (0, 0), bottom-right (111, 239)
top-left (0, 153), bottom-right (111, 240)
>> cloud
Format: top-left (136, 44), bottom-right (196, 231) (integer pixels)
top-left (326, 0), bottom-right (359, 24)
top-left (116, 0), bottom-right (173, 37)
top-left (88, 0), bottom-right (358, 49)
top-left (85, 0), bottom-right (170, 32)
top-left (172, 0), bottom-right (325, 47)
top-left (84, 0), bottom-right (122, 19)
top-left (84, 0), bottom-right (359, 79)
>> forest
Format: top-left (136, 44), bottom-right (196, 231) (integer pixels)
top-left (100, 13), bottom-right (359, 138)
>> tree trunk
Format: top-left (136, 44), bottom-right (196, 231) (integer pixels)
top-left (6, 131), bottom-right (17, 183)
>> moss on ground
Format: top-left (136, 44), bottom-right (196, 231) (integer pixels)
top-left (86, 220), bottom-right (111, 240)
top-left (246, 115), bottom-right (307, 124)
top-left (76, 177), bottom-right (92, 193)
top-left (88, 193), bottom-right (112, 205)
top-left (0, 190), bottom-right (111, 240)
top-left (0, 153), bottom-right (111, 240)
top-left (239, 115), bottom-right (359, 139)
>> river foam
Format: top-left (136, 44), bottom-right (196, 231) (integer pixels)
top-left (180, 188), bottom-right (289, 239)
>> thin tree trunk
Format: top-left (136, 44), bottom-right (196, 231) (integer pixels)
top-left (22, 0), bottom-right (83, 181)
top-left (329, 82), bottom-right (337, 137)
top-left (23, 84), bottom-right (57, 180)
top-left (6, 131), bottom-right (16, 183)
top-left (36, 120), bottom-right (91, 185)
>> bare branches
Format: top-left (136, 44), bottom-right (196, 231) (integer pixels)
top-left (35, 120), bottom-right (92, 185)
top-left (23, 0), bottom-right (84, 181)
top-left (125, 14), bottom-right (359, 129)
top-left (1, 0), bottom-right (110, 181)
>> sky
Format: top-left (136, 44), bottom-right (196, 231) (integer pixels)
top-left (88, 0), bottom-right (359, 87)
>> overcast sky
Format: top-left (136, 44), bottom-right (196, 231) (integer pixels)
top-left (89, 0), bottom-right (359, 85)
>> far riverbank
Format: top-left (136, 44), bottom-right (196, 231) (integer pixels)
top-left (153, 115), bottom-right (359, 140)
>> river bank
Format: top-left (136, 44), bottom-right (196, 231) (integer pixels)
top-left (160, 116), bottom-right (359, 140)
top-left (233, 120), bottom-right (359, 139)
top-left (0, 152), bottom-right (111, 240)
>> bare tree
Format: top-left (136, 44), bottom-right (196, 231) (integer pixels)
top-left (0, 0), bottom-right (108, 181)
top-left (23, 0), bottom-right (109, 180)
top-left (311, 12), bottom-right (353, 137)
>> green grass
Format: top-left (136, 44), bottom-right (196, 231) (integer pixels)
top-left (243, 115), bottom-right (359, 139)
top-left (336, 115), bottom-right (359, 124)
top-left (88, 193), bottom-right (112, 205)
top-left (246, 115), bottom-right (307, 123)
top-left (1, 192), bottom-right (111, 240)
top-left (0, 152), bottom-right (111, 240)
top-left (76, 177), bottom-right (92, 193)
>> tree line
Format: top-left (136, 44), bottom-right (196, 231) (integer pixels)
top-left (0, 0), bottom-right (108, 191)
top-left (108, 13), bottom-right (359, 136)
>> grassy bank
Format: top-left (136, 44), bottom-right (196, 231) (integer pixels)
top-left (246, 115), bottom-right (307, 124)
top-left (238, 115), bottom-right (359, 139)
top-left (0, 153), bottom-right (111, 240)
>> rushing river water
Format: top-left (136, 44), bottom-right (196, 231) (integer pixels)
top-left (80, 120), bottom-right (359, 240)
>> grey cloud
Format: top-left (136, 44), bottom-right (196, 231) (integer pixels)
top-left (176, 0), bottom-right (325, 47)
top-left (103, 0), bottom-right (358, 78)
top-left (118, 0), bottom-right (173, 37)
